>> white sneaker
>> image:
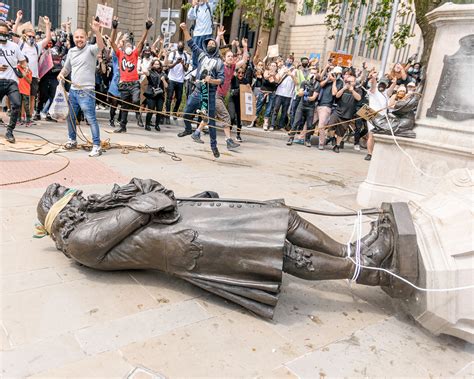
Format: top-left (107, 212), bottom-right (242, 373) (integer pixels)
top-left (354, 144), bottom-right (361, 151)
top-left (88, 145), bottom-right (102, 157)
top-left (40, 112), bottom-right (47, 120)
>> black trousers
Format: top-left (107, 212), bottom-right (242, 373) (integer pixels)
top-left (145, 95), bottom-right (164, 126)
top-left (290, 105), bottom-right (316, 141)
top-left (118, 81), bottom-right (141, 128)
top-left (289, 96), bottom-right (301, 130)
top-left (166, 80), bottom-right (184, 115)
top-left (108, 93), bottom-right (122, 124)
top-left (0, 79), bottom-right (21, 130)
top-left (38, 73), bottom-right (58, 114)
top-left (271, 95), bottom-right (291, 130)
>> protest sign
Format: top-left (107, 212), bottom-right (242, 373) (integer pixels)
top-left (0, 3), bottom-right (9, 22)
top-left (240, 84), bottom-right (256, 122)
top-left (96, 4), bottom-right (114, 29)
top-left (38, 50), bottom-right (54, 79)
top-left (37, 16), bottom-right (46, 32)
top-left (267, 44), bottom-right (279, 58)
top-left (328, 52), bottom-right (353, 67)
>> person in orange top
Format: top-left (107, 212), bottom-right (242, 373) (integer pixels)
top-left (17, 57), bottom-right (32, 126)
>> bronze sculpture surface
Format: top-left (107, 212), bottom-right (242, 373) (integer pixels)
top-left (37, 178), bottom-right (415, 318)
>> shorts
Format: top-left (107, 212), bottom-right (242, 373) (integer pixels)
top-left (327, 112), bottom-right (351, 137)
top-left (30, 77), bottom-right (39, 97)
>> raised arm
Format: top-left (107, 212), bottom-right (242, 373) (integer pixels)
top-left (12, 10), bottom-right (22, 43)
top-left (110, 16), bottom-right (119, 53)
top-left (235, 38), bottom-right (249, 69)
top-left (253, 39), bottom-right (262, 66)
top-left (40, 16), bottom-right (52, 49)
top-left (90, 17), bottom-right (105, 51)
top-left (137, 18), bottom-right (153, 54)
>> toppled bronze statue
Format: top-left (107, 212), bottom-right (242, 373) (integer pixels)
top-left (37, 178), bottom-right (417, 318)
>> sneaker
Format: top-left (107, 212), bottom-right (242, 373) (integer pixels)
top-left (246, 121), bottom-right (254, 128)
top-left (5, 128), bottom-right (15, 143)
top-left (109, 120), bottom-right (116, 128)
top-left (64, 139), bottom-right (78, 149)
top-left (40, 112), bottom-right (47, 120)
top-left (155, 125), bottom-right (161, 132)
top-left (145, 125), bottom-right (152, 131)
top-left (269, 126), bottom-right (274, 131)
top-left (226, 138), bottom-right (240, 150)
top-left (178, 130), bottom-right (192, 137)
top-left (137, 115), bottom-right (144, 127)
top-left (114, 127), bottom-right (127, 133)
top-left (212, 147), bottom-right (220, 158)
top-left (318, 145), bottom-right (324, 150)
top-left (88, 145), bottom-right (102, 157)
top-left (263, 125), bottom-right (268, 131)
top-left (24, 120), bottom-right (32, 128)
top-left (46, 114), bottom-right (57, 122)
top-left (333, 145), bottom-right (340, 153)
top-left (305, 139), bottom-right (311, 148)
top-left (286, 137), bottom-right (294, 146)
top-left (236, 135), bottom-right (243, 143)
top-left (191, 133), bottom-right (205, 144)
top-left (354, 144), bottom-right (361, 151)
top-left (364, 154), bottom-right (372, 161)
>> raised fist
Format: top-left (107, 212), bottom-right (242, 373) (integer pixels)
top-left (112, 16), bottom-right (119, 29)
top-left (145, 18), bottom-right (154, 30)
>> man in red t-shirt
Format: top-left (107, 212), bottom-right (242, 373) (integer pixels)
top-left (110, 16), bottom-right (153, 133)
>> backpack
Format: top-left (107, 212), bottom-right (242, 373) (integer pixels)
top-left (190, 2), bottom-right (214, 35)
top-left (20, 42), bottom-right (40, 58)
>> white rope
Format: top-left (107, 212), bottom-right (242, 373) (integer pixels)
top-left (384, 114), bottom-right (443, 179)
top-left (347, 212), bottom-right (474, 292)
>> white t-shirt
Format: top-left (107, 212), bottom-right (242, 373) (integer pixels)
top-left (18, 40), bottom-right (44, 78)
top-left (0, 41), bottom-right (25, 82)
top-left (275, 75), bottom-right (295, 98)
top-left (368, 89), bottom-right (389, 130)
top-left (167, 51), bottom-right (189, 83)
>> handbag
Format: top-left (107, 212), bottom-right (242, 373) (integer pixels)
top-left (0, 49), bottom-right (23, 78)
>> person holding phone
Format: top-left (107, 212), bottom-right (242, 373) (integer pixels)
top-left (0, 21), bottom-right (26, 143)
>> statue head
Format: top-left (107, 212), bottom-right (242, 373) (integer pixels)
top-left (37, 183), bottom-right (71, 225)
top-left (459, 34), bottom-right (474, 56)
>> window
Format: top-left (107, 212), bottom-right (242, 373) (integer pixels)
top-left (301, 0), bottom-right (328, 16)
top-left (301, 0), bottom-right (313, 16)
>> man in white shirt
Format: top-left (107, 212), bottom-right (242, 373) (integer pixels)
top-left (271, 65), bottom-right (296, 131)
top-left (164, 41), bottom-right (189, 120)
top-left (365, 71), bottom-right (395, 161)
top-left (0, 21), bottom-right (26, 143)
top-left (12, 10), bottom-right (51, 120)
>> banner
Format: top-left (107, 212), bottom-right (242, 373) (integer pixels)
top-left (38, 50), bottom-right (53, 79)
top-left (96, 4), bottom-right (114, 29)
top-left (0, 3), bottom-right (9, 22)
top-left (240, 84), bottom-right (256, 122)
top-left (328, 52), bottom-right (353, 68)
top-left (37, 16), bottom-right (46, 32)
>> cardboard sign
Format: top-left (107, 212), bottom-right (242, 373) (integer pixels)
top-left (38, 50), bottom-right (54, 79)
top-left (309, 53), bottom-right (320, 61)
top-left (328, 52), bottom-right (353, 67)
top-left (0, 3), bottom-right (10, 22)
top-left (37, 16), bottom-right (46, 32)
top-left (240, 84), bottom-right (256, 122)
top-left (96, 4), bottom-right (114, 29)
top-left (267, 44), bottom-right (279, 58)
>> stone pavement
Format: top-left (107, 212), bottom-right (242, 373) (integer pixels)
top-left (0, 119), bottom-right (472, 378)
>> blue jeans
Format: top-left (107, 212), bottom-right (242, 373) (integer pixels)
top-left (192, 34), bottom-right (212, 69)
top-left (67, 89), bottom-right (101, 146)
top-left (183, 89), bottom-right (217, 148)
top-left (256, 92), bottom-right (275, 118)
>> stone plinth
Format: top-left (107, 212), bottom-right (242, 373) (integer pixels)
top-left (357, 3), bottom-right (474, 343)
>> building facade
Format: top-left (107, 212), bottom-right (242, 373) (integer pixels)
top-left (276, 0), bottom-right (423, 68)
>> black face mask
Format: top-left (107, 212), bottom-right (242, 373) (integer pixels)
top-left (207, 46), bottom-right (216, 55)
top-left (178, 47), bottom-right (184, 53)
top-left (0, 33), bottom-right (8, 43)
top-left (302, 62), bottom-right (309, 68)
top-left (144, 53), bottom-right (151, 58)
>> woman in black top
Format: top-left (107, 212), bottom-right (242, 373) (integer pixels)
top-left (229, 67), bottom-right (250, 142)
top-left (257, 61), bottom-right (280, 130)
top-left (143, 59), bottom-right (168, 131)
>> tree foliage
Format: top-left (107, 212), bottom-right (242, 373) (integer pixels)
top-left (239, 0), bottom-right (287, 30)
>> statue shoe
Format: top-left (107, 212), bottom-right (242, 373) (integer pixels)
top-left (351, 223), bottom-right (394, 286)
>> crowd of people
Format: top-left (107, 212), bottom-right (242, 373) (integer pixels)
top-left (0, 1), bottom-right (423, 160)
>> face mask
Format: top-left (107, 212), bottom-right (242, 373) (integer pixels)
top-left (125, 47), bottom-right (133, 55)
top-left (28, 36), bottom-right (35, 45)
top-left (144, 53), bottom-right (150, 58)
top-left (178, 46), bottom-right (184, 53)
top-left (207, 46), bottom-right (216, 55)
top-left (0, 33), bottom-right (8, 43)
top-left (302, 62), bottom-right (309, 68)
